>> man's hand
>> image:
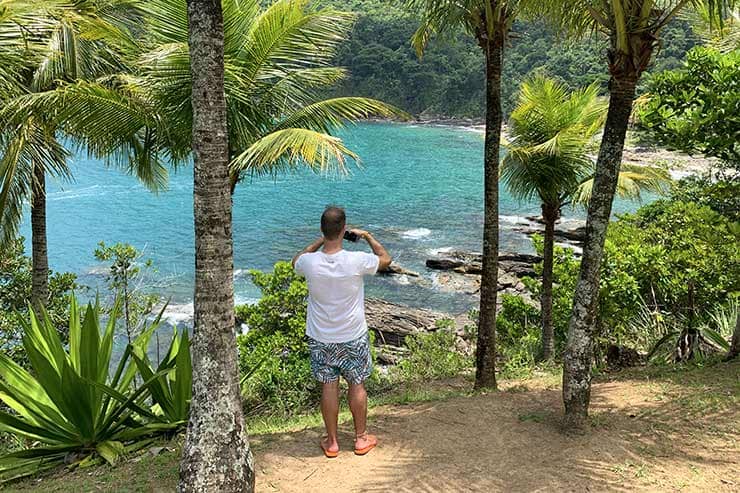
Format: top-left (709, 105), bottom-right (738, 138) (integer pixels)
top-left (352, 229), bottom-right (392, 272)
top-left (350, 229), bottom-right (369, 240)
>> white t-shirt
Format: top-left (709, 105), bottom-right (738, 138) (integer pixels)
top-left (294, 250), bottom-right (380, 343)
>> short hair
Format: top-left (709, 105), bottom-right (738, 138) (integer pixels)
top-left (321, 206), bottom-right (346, 240)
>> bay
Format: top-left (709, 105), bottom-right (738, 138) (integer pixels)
top-left (19, 122), bottom-right (645, 317)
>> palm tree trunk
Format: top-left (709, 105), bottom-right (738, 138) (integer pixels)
top-left (562, 74), bottom-right (638, 429)
top-left (31, 163), bottom-right (49, 310)
top-left (179, 1), bottom-right (254, 491)
top-left (540, 203), bottom-right (558, 361)
top-left (475, 36), bottom-right (503, 390)
top-left (725, 312), bottom-right (740, 361)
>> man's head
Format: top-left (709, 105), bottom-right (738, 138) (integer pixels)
top-left (321, 206), bottom-right (346, 240)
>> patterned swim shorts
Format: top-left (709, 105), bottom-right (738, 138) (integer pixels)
top-left (307, 333), bottom-right (373, 385)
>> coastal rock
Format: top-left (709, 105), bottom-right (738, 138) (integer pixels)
top-left (375, 344), bottom-right (410, 365)
top-left (426, 250), bottom-right (540, 280)
top-left (426, 250), bottom-right (482, 274)
top-left (382, 263), bottom-right (421, 277)
top-left (366, 298), bottom-right (448, 346)
top-left (365, 298), bottom-right (475, 360)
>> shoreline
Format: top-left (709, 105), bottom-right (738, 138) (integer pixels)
top-left (377, 117), bottom-right (716, 179)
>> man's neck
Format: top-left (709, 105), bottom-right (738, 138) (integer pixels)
top-left (322, 239), bottom-right (343, 254)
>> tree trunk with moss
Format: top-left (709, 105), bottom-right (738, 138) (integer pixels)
top-left (562, 73), bottom-right (638, 430)
top-left (178, 0), bottom-right (254, 491)
top-left (31, 164), bottom-right (48, 311)
top-left (540, 202), bottom-right (559, 361)
top-left (475, 35), bottom-right (503, 391)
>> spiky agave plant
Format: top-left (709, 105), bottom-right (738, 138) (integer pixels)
top-left (0, 297), bottom-right (177, 482)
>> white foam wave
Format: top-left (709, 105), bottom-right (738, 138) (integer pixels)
top-left (162, 302), bottom-right (194, 326)
top-left (427, 246), bottom-right (454, 256)
top-left (500, 215), bottom-right (531, 225)
top-left (401, 228), bottom-right (431, 239)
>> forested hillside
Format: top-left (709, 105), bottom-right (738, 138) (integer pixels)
top-left (317, 0), bottom-right (698, 117)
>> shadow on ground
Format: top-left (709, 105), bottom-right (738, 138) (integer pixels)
top-left (254, 360), bottom-right (739, 492)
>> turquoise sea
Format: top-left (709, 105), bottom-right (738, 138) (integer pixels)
top-left (19, 123), bottom-right (643, 319)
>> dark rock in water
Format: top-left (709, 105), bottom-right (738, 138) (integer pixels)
top-left (426, 250), bottom-right (540, 279)
top-left (381, 263), bottom-right (421, 277)
top-left (606, 345), bottom-right (644, 369)
top-left (556, 226), bottom-right (587, 243)
top-left (426, 250), bottom-right (482, 274)
top-left (513, 221), bottom-right (587, 246)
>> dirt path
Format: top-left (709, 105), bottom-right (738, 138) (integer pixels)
top-left (253, 370), bottom-right (739, 492)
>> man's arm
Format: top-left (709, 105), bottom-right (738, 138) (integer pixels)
top-left (292, 237), bottom-right (324, 268)
top-left (351, 229), bottom-right (392, 272)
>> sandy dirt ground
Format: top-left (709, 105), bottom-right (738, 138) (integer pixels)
top-left (252, 373), bottom-right (739, 493)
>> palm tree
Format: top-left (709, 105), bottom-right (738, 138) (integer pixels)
top-left (407, 0), bottom-right (539, 390)
top-left (0, 0), bottom-right (167, 310)
top-left (177, 0), bottom-right (253, 490)
top-left (503, 75), bottom-right (670, 360)
top-left (119, 0), bottom-right (404, 191)
top-left (541, 0), bottom-right (736, 429)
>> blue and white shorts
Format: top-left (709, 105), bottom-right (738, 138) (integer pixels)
top-left (308, 333), bottom-right (373, 385)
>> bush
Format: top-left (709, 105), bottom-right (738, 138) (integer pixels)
top-left (0, 238), bottom-right (77, 364)
top-left (531, 200), bottom-right (739, 361)
top-left (393, 319), bottom-right (471, 382)
top-left (670, 174), bottom-right (739, 222)
top-left (236, 262), bottom-right (318, 416)
top-left (639, 47), bottom-right (739, 168)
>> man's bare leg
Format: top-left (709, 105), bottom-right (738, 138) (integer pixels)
top-left (321, 380), bottom-right (340, 454)
top-left (348, 382), bottom-right (377, 453)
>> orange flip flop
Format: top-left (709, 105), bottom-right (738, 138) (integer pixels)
top-left (320, 438), bottom-right (339, 458)
top-left (354, 434), bottom-right (377, 456)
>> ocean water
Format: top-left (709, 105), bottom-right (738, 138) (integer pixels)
top-left (19, 122), bottom-right (645, 317)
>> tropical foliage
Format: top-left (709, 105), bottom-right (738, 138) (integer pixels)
top-left (502, 75), bottom-right (669, 359)
top-left (236, 262), bottom-right (317, 416)
top-left (0, 0), bottom-right (169, 312)
top-left (319, 1), bottom-right (696, 116)
top-left (61, 0), bottom-right (406, 192)
top-left (0, 298), bottom-right (185, 482)
top-left (0, 238), bottom-right (77, 364)
top-left (639, 46), bottom-right (740, 168)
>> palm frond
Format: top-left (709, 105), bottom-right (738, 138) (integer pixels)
top-left (0, 120), bottom-right (69, 245)
top-left (573, 163), bottom-right (672, 206)
top-left (274, 98), bottom-right (409, 134)
top-left (231, 128), bottom-right (359, 179)
top-left (502, 75), bottom-right (606, 206)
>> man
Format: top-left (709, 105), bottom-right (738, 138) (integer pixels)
top-left (292, 206), bottom-right (392, 458)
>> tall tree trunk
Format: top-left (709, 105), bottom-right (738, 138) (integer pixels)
top-left (475, 37), bottom-right (503, 390)
top-left (31, 164), bottom-right (49, 311)
top-left (179, 1), bottom-right (254, 491)
top-left (540, 202), bottom-right (558, 361)
top-left (562, 74), bottom-right (638, 429)
top-left (725, 312), bottom-right (740, 361)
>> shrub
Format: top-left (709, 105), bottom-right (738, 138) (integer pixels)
top-left (0, 238), bottom-right (77, 364)
top-left (496, 294), bottom-right (541, 348)
top-left (236, 262), bottom-right (318, 416)
top-left (529, 200), bottom-right (739, 361)
top-left (669, 173), bottom-right (739, 222)
top-left (499, 324), bottom-right (541, 379)
top-left (393, 320), bottom-right (471, 382)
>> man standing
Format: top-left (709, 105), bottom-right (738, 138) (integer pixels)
top-left (292, 206), bottom-right (392, 458)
